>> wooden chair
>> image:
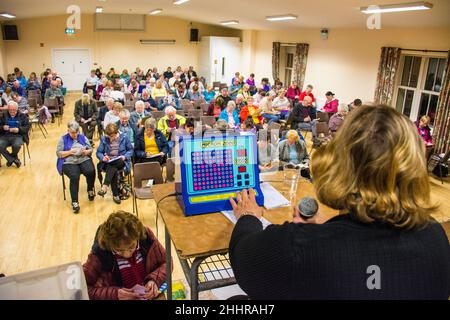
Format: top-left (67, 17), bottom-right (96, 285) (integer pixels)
top-left (132, 162), bottom-right (164, 218)
top-left (152, 111), bottom-right (165, 122)
top-left (124, 92), bottom-right (133, 102)
top-left (44, 97), bottom-right (61, 125)
top-left (309, 122), bottom-right (330, 153)
top-left (316, 112), bottom-right (329, 123)
top-left (200, 103), bottom-right (210, 115)
top-left (176, 110), bottom-right (185, 117)
top-left (193, 99), bottom-right (206, 109)
top-left (182, 104), bottom-right (194, 116)
top-left (165, 158), bottom-right (176, 183)
top-left (428, 149), bottom-right (450, 184)
top-left (188, 109), bottom-right (202, 121)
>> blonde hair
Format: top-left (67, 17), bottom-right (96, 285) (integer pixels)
top-left (420, 115), bottom-right (431, 125)
top-left (155, 80), bottom-right (162, 89)
top-left (286, 130), bottom-right (299, 141)
top-left (113, 102), bottom-right (123, 112)
top-left (311, 105), bottom-right (436, 229)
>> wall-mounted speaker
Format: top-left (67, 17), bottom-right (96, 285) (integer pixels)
top-left (2, 25), bottom-right (19, 40)
top-left (190, 28), bottom-right (199, 42)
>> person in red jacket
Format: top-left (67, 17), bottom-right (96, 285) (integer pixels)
top-left (323, 91), bottom-right (339, 113)
top-left (239, 97), bottom-right (263, 129)
top-left (298, 84), bottom-right (316, 106)
top-left (286, 82), bottom-right (301, 102)
top-left (83, 211), bottom-right (167, 300)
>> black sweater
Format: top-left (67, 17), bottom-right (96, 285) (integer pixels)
top-left (290, 103), bottom-right (316, 129)
top-left (229, 214), bottom-right (450, 300)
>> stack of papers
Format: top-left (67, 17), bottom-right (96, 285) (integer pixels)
top-left (221, 211), bottom-right (272, 230)
top-left (260, 182), bottom-right (291, 209)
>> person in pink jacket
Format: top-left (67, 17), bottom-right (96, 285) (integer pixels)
top-left (323, 91), bottom-right (339, 113)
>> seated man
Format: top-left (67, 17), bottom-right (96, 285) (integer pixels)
top-left (11, 92), bottom-right (30, 115)
top-left (157, 106), bottom-right (186, 140)
top-left (45, 80), bottom-right (64, 103)
top-left (12, 80), bottom-right (25, 97)
top-left (291, 96), bottom-right (319, 145)
top-left (130, 100), bottom-right (151, 131)
top-left (74, 93), bottom-right (98, 145)
top-left (134, 118), bottom-right (168, 165)
top-left (83, 211), bottom-right (166, 300)
top-left (98, 98), bottom-right (114, 136)
top-left (116, 109), bottom-right (137, 148)
top-left (0, 101), bottom-right (30, 167)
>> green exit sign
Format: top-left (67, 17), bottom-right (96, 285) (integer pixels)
top-left (65, 28), bottom-right (75, 35)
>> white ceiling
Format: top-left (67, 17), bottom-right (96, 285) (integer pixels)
top-left (0, 0), bottom-right (449, 29)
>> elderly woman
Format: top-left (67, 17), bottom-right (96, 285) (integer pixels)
top-left (116, 109), bottom-right (137, 147)
top-left (56, 121), bottom-right (95, 213)
top-left (96, 78), bottom-right (108, 100)
top-left (203, 86), bottom-right (215, 103)
top-left (110, 84), bottom-right (125, 102)
top-left (188, 85), bottom-right (203, 102)
top-left (130, 100), bottom-right (151, 130)
top-left (140, 89), bottom-right (157, 112)
top-left (26, 72), bottom-right (40, 92)
top-left (135, 118), bottom-right (168, 165)
top-left (103, 102), bottom-right (123, 130)
top-left (207, 96), bottom-right (226, 120)
top-left (286, 82), bottom-right (301, 101)
top-left (151, 80), bottom-right (167, 100)
top-left (83, 211), bottom-right (166, 300)
top-left (328, 103), bottom-right (349, 133)
top-left (239, 97), bottom-right (263, 129)
top-left (100, 80), bottom-right (114, 102)
top-left (228, 105), bottom-right (450, 299)
top-left (272, 89), bottom-right (291, 120)
top-left (219, 101), bottom-right (240, 129)
top-left (96, 123), bottom-right (134, 204)
top-left (278, 130), bottom-right (310, 177)
top-left (239, 84), bottom-right (251, 101)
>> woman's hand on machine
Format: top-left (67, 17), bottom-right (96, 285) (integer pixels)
top-left (229, 188), bottom-right (264, 220)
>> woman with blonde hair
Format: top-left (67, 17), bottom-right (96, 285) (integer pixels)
top-left (228, 105), bottom-right (450, 299)
top-left (83, 211), bottom-right (166, 300)
top-left (151, 80), bottom-right (167, 99)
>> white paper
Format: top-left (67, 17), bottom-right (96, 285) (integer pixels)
top-left (260, 182), bottom-right (291, 209)
top-left (221, 210), bottom-right (272, 230)
top-left (146, 179), bottom-right (154, 187)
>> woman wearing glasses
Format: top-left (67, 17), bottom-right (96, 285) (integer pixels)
top-left (83, 211), bottom-right (167, 300)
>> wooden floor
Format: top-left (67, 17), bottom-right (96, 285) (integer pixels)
top-left (0, 93), bottom-right (449, 287)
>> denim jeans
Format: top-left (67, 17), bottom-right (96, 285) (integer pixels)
top-left (297, 119), bottom-right (318, 138)
top-left (262, 114), bottom-right (280, 124)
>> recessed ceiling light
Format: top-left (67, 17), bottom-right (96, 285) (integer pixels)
top-left (220, 20), bottom-right (239, 25)
top-left (173, 0), bottom-right (190, 5)
top-left (360, 1), bottom-right (433, 14)
top-left (95, 7), bottom-right (103, 13)
top-left (0, 12), bottom-right (16, 19)
top-left (266, 14), bottom-right (297, 22)
top-left (150, 9), bottom-right (163, 15)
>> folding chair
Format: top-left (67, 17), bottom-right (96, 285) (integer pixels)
top-left (165, 158), bottom-right (176, 183)
top-left (201, 116), bottom-right (216, 128)
top-left (188, 109), bottom-right (202, 121)
top-left (176, 110), bottom-right (185, 117)
top-left (132, 162), bottom-right (164, 218)
top-left (124, 92), bottom-right (133, 102)
top-left (309, 122), bottom-right (330, 153)
top-left (428, 149), bottom-right (450, 184)
top-left (200, 103), bottom-right (209, 115)
top-left (61, 174), bottom-right (67, 201)
top-left (44, 97), bottom-right (61, 125)
top-left (316, 112), bottom-right (329, 123)
top-left (152, 111), bottom-right (165, 122)
top-left (193, 99), bottom-right (206, 110)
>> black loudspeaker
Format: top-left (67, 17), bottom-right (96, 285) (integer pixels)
top-left (190, 28), bottom-right (199, 42)
top-left (3, 25), bottom-right (19, 40)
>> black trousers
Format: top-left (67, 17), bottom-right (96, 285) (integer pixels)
top-left (138, 155), bottom-right (166, 165)
top-left (79, 120), bottom-right (97, 141)
top-left (0, 135), bottom-right (23, 163)
top-left (98, 159), bottom-right (125, 196)
top-left (62, 160), bottom-right (96, 202)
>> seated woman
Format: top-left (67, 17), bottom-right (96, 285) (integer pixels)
top-left (135, 118), bottom-right (168, 165)
top-left (140, 89), bottom-right (157, 112)
top-left (416, 115), bottom-right (433, 146)
top-left (238, 118), bottom-right (258, 135)
top-left (83, 211), bottom-right (166, 300)
top-left (151, 80), bottom-right (167, 100)
top-left (239, 84), bottom-right (251, 101)
top-left (322, 91), bottom-right (339, 113)
top-left (127, 79), bottom-right (139, 99)
top-left (188, 85), bottom-right (203, 102)
top-left (239, 97), bottom-right (263, 129)
top-left (272, 89), bottom-right (291, 120)
top-left (228, 105), bottom-right (450, 300)
top-left (96, 123), bottom-right (134, 204)
top-left (207, 96), bottom-right (226, 120)
top-left (109, 83), bottom-right (125, 103)
top-left (286, 82), bottom-right (301, 102)
top-left (203, 86), bottom-right (215, 103)
top-left (278, 130), bottom-right (310, 178)
top-left (56, 121), bottom-right (96, 214)
top-left (257, 130), bottom-right (279, 172)
top-left (103, 102), bottom-right (123, 130)
top-left (328, 103), bottom-right (349, 133)
top-left (219, 101), bottom-right (240, 129)
top-left (26, 72), bottom-right (40, 92)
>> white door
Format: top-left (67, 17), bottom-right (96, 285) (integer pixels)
top-left (52, 49), bottom-right (91, 91)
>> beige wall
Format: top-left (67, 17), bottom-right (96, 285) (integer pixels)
top-left (252, 27), bottom-right (450, 104)
top-left (0, 35), bottom-right (6, 80)
top-left (2, 14), bottom-right (241, 77)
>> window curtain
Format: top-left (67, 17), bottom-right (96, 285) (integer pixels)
top-left (374, 47), bottom-right (402, 105)
top-left (272, 42), bottom-right (281, 84)
top-left (292, 43), bottom-right (309, 91)
top-left (432, 51), bottom-right (450, 154)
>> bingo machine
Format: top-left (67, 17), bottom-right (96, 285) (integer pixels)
top-left (175, 134), bottom-right (264, 216)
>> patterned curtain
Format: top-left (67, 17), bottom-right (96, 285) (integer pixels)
top-left (292, 43), bottom-right (309, 91)
top-left (374, 47), bottom-right (401, 105)
top-left (432, 51), bottom-right (450, 154)
top-left (272, 42), bottom-right (281, 84)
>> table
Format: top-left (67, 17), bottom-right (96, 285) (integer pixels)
top-left (153, 171), bottom-right (339, 300)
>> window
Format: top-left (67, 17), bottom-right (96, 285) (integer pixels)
top-left (394, 55), bottom-right (446, 126)
top-left (284, 53), bottom-right (294, 86)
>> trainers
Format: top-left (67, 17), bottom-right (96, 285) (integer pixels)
top-left (13, 159), bottom-right (21, 168)
top-left (113, 196), bottom-right (121, 204)
top-left (72, 202), bottom-right (80, 214)
top-left (6, 160), bottom-right (13, 167)
top-left (88, 190), bottom-right (95, 201)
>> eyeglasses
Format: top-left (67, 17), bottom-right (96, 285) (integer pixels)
top-left (112, 242), bottom-right (139, 256)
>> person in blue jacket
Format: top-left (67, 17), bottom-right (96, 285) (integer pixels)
top-left (219, 100), bottom-right (240, 129)
top-left (96, 122), bottom-right (134, 204)
top-left (134, 118), bottom-right (168, 165)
